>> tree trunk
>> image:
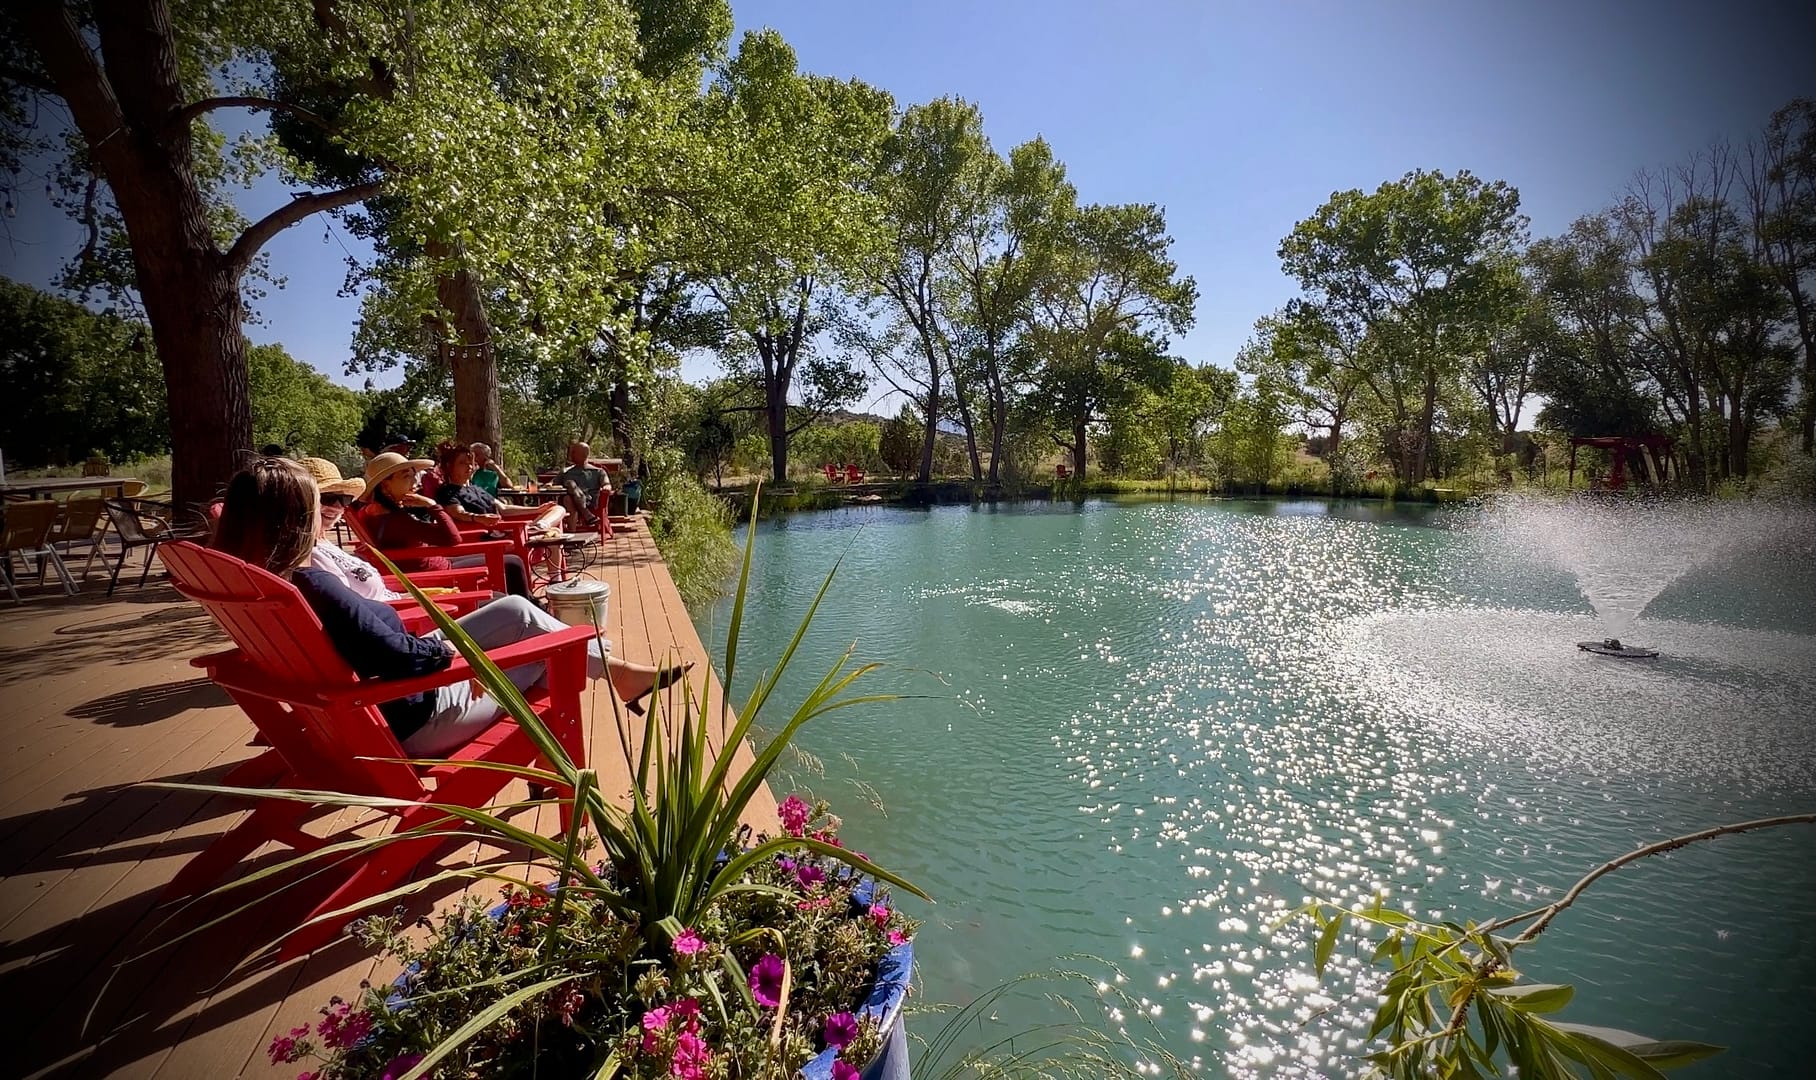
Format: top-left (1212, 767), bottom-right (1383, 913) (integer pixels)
top-left (986, 391), bottom-right (1007, 485)
top-left (918, 372), bottom-right (939, 484)
top-left (610, 377), bottom-right (633, 460)
top-left (143, 258), bottom-right (253, 507)
top-left (766, 381), bottom-right (789, 484)
top-left (953, 382), bottom-right (983, 481)
top-left (1071, 409), bottom-right (1088, 480)
top-left (1728, 393), bottom-right (1750, 480)
top-left (430, 246), bottom-right (501, 451)
top-left (1410, 367), bottom-right (1439, 484)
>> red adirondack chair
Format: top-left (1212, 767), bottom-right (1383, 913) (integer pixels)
top-left (844, 464), bottom-right (865, 484)
top-left (343, 504), bottom-right (514, 592)
top-left (823, 463), bottom-right (841, 483)
top-left (158, 541), bottom-right (593, 958)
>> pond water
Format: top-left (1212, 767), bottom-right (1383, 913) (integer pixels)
top-left (692, 498), bottom-right (1816, 1076)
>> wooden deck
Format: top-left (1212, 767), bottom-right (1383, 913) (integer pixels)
top-left (0, 520), bottom-right (770, 1078)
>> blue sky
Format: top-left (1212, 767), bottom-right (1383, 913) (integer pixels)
top-left (3, 0), bottom-right (1811, 399)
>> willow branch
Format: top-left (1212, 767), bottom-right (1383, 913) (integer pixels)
top-left (224, 181), bottom-right (382, 278)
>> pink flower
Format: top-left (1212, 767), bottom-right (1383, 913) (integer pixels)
top-left (672, 928), bottom-right (704, 956)
top-left (868, 902), bottom-right (891, 927)
top-left (555, 985), bottom-right (586, 1026)
top-left (643, 1006), bottom-right (672, 1032)
top-left (297, 1073), bottom-right (320, 1080)
top-left (671, 998), bottom-right (702, 1024)
top-left (671, 1028), bottom-right (711, 1080)
top-left (267, 1026), bottom-right (312, 1065)
top-left (796, 895), bottom-right (835, 912)
top-left (824, 1011), bottom-right (860, 1050)
top-left (833, 1060), bottom-right (861, 1080)
top-left (796, 863), bottom-right (826, 890)
top-left (778, 794), bottom-right (812, 837)
top-left (887, 929), bottom-right (908, 947)
top-left (750, 952), bottom-right (786, 1007)
top-left (379, 1053), bottom-right (424, 1080)
top-left (316, 1002), bottom-right (372, 1050)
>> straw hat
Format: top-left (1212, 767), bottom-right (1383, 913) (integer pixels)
top-left (363, 451), bottom-right (434, 495)
top-left (298, 457), bottom-right (366, 498)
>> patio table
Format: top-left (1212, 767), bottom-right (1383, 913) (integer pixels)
top-left (0, 476), bottom-right (140, 500)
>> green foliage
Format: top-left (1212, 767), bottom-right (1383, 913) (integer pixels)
top-left (647, 473), bottom-right (739, 610)
top-left (1291, 815), bottom-right (1816, 1078)
top-left (0, 278), bottom-right (166, 466)
top-left (879, 406), bottom-right (921, 478)
top-left (793, 421), bottom-right (882, 474)
top-left (247, 343), bottom-right (362, 458)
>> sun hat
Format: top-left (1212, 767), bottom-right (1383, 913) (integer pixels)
top-left (363, 451), bottom-right (435, 496)
top-left (297, 457), bottom-right (366, 499)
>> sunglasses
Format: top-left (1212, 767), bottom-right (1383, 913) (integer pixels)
top-left (321, 493), bottom-right (354, 507)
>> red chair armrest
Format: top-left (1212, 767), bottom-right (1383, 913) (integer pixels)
top-left (389, 568), bottom-right (488, 591)
top-left (323, 625), bottom-right (597, 708)
top-left (390, 591), bottom-right (492, 629)
top-left (377, 540), bottom-right (510, 593)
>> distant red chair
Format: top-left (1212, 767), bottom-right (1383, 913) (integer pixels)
top-left (158, 541), bottom-right (591, 958)
top-left (1055, 464), bottom-right (1071, 480)
top-left (845, 464), bottom-right (865, 484)
top-left (823, 463), bottom-right (842, 483)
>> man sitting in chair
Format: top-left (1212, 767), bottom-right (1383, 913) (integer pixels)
top-left (557, 441), bottom-right (613, 536)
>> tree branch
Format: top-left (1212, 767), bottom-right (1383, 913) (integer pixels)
top-left (224, 181), bottom-right (382, 278)
top-left (173, 96), bottom-right (336, 135)
top-left (0, 63), bottom-right (60, 97)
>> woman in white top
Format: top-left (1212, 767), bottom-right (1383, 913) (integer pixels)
top-left (299, 458), bottom-right (408, 601)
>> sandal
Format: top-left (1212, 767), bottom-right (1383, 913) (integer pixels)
top-left (624, 661), bottom-right (695, 715)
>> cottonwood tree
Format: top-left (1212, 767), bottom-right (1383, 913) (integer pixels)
top-left (1249, 305), bottom-right (1366, 459)
top-left (698, 30), bottom-right (892, 483)
top-left (1280, 169), bottom-right (1528, 486)
top-left (4, 0), bottom-right (688, 504)
top-left (1024, 201), bottom-right (1197, 479)
top-left (1743, 99), bottom-right (1816, 453)
top-left (850, 97), bottom-right (995, 483)
top-left (945, 137), bottom-right (1075, 482)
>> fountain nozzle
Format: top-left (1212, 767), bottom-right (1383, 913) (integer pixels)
top-left (1577, 638), bottom-right (1660, 659)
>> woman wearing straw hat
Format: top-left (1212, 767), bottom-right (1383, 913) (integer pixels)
top-left (213, 458), bottom-right (689, 756)
top-left (356, 451), bottom-right (532, 598)
top-left (297, 457), bottom-right (413, 602)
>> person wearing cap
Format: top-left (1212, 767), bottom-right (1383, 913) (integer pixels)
top-left (210, 458), bottom-right (689, 757)
top-left (357, 451), bottom-right (533, 598)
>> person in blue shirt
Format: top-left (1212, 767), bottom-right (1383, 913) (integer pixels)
top-left (211, 458), bottom-right (687, 757)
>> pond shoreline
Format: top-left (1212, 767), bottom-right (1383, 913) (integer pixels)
top-left (712, 478), bottom-right (1475, 516)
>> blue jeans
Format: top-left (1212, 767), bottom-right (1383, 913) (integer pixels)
top-left (403, 595), bottom-right (610, 757)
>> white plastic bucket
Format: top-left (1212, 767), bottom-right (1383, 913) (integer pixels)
top-left (546, 579), bottom-right (610, 630)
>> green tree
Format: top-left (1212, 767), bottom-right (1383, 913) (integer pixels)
top-left (0, 278), bottom-right (166, 465)
top-left (1280, 169), bottom-right (1528, 485)
top-left (1249, 307), bottom-right (1366, 459)
top-left (879, 404), bottom-right (920, 478)
top-left (699, 30), bottom-right (892, 483)
top-left (1743, 99), bottom-right (1816, 453)
top-left (850, 98), bottom-right (996, 482)
top-left (1527, 215), bottom-right (1658, 438)
top-left (247, 343), bottom-right (362, 458)
top-left (946, 138), bottom-right (1077, 482)
top-left (1025, 202), bottom-right (1198, 479)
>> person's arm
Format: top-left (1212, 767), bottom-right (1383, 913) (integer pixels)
top-left (296, 571), bottom-right (452, 681)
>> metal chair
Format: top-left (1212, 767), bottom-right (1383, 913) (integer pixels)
top-left (100, 498), bottom-right (205, 595)
top-left (2, 500), bottom-right (77, 603)
top-left (47, 495), bottom-right (108, 578)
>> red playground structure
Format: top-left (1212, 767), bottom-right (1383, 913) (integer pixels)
top-left (1567, 435), bottom-right (1675, 492)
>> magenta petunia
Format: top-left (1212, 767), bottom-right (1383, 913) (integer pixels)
top-left (379, 1053), bottom-right (425, 1080)
top-left (671, 998), bottom-right (702, 1023)
top-left (832, 1060), bottom-right (861, 1080)
top-left (868, 902), bottom-right (890, 927)
top-left (643, 1006), bottom-right (672, 1032)
top-left (778, 794), bottom-right (812, 837)
top-left (824, 1010), bottom-right (860, 1050)
top-left (672, 928), bottom-right (704, 956)
top-left (672, 1027), bottom-right (711, 1080)
top-left (750, 952), bottom-right (786, 1007)
top-left (887, 929), bottom-right (908, 946)
top-left (796, 863), bottom-right (826, 890)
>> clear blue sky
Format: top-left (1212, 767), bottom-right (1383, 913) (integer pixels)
top-left (3, 0), bottom-right (1811, 395)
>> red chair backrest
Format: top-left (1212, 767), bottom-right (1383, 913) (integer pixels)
top-left (159, 541), bottom-right (423, 797)
top-left (824, 464), bottom-right (839, 481)
top-left (845, 464), bottom-right (864, 483)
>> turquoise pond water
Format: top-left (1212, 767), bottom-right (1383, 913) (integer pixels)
top-left (691, 498), bottom-right (1816, 1076)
